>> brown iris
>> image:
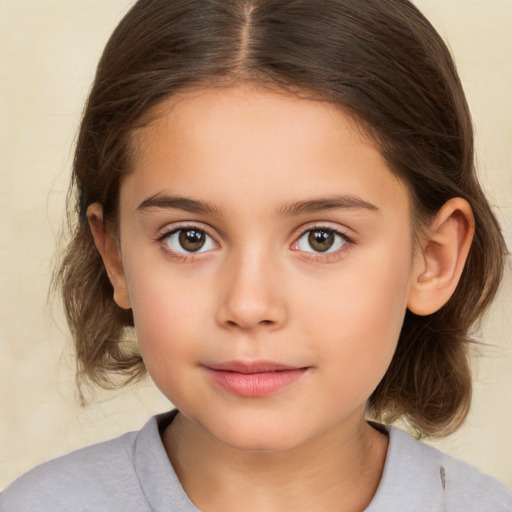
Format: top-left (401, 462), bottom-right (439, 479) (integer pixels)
top-left (178, 229), bottom-right (206, 252)
top-left (308, 230), bottom-right (335, 252)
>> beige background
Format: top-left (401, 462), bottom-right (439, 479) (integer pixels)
top-left (1, 0), bottom-right (511, 490)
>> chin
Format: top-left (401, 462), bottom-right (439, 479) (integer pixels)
top-left (197, 412), bottom-right (314, 454)
top-left (216, 431), bottom-right (303, 454)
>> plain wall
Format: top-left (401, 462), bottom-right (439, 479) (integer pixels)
top-left (0, 0), bottom-right (511, 489)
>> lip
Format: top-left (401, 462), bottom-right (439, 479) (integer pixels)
top-left (203, 361), bottom-right (310, 397)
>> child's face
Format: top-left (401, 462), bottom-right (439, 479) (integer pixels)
top-left (115, 85), bottom-right (419, 451)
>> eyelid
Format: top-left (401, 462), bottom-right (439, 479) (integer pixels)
top-left (153, 221), bottom-right (353, 262)
top-left (294, 222), bottom-right (354, 243)
top-left (155, 222), bottom-right (220, 259)
top-left (155, 221), bottom-right (217, 241)
top-left (291, 223), bottom-right (354, 261)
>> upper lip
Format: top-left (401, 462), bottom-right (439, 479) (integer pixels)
top-left (204, 361), bottom-right (306, 374)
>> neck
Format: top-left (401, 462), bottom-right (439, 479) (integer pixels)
top-left (163, 411), bottom-right (388, 512)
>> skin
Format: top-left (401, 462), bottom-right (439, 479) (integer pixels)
top-left (89, 85), bottom-right (474, 511)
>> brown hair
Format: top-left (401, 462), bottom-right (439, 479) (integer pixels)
top-left (56, 0), bottom-right (507, 436)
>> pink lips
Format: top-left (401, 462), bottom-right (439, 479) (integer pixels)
top-left (204, 361), bottom-right (309, 397)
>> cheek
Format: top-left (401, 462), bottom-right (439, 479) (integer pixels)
top-left (294, 247), bottom-right (412, 391)
top-left (128, 281), bottom-right (208, 404)
top-left (126, 269), bottom-right (206, 366)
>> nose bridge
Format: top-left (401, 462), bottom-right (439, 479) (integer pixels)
top-left (216, 242), bottom-right (286, 330)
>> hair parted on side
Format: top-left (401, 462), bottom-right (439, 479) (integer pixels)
top-left (55, 0), bottom-right (507, 436)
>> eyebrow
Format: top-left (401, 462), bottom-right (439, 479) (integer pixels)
top-left (137, 193), bottom-right (379, 217)
top-left (278, 195), bottom-right (379, 216)
top-left (137, 194), bottom-right (221, 215)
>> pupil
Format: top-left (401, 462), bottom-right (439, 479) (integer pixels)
top-left (308, 230), bottom-right (334, 252)
top-left (179, 229), bottom-right (205, 252)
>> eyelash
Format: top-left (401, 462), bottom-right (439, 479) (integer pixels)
top-left (156, 223), bottom-right (218, 262)
top-left (156, 223), bottom-right (353, 262)
top-left (293, 225), bottom-right (352, 263)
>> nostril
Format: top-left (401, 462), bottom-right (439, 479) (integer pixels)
top-left (225, 319), bottom-right (274, 328)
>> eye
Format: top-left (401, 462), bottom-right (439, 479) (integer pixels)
top-left (296, 228), bottom-right (347, 253)
top-left (163, 228), bottom-right (217, 254)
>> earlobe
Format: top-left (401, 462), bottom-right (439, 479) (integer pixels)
top-left (407, 198), bottom-right (475, 316)
top-left (87, 203), bottom-right (131, 310)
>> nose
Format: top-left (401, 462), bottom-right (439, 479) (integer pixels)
top-left (215, 248), bottom-right (287, 331)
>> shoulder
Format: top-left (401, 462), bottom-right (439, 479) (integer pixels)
top-left (367, 425), bottom-right (512, 512)
top-left (1, 423), bottom-right (148, 512)
top-left (434, 442), bottom-right (512, 511)
top-left (0, 412), bottom-right (190, 512)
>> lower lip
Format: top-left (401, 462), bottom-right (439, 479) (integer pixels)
top-left (205, 367), bottom-right (308, 397)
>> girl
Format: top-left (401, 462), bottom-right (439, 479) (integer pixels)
top-left (1, 0), bottom-right (511, 510)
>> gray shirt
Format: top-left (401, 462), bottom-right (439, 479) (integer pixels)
top-left (1, 410), bottom-right (511, 511)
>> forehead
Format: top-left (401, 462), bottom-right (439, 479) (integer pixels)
top-left (124, 85), bottom-right (410, 218)
top-left (132, 84), bottom-right (371, 169)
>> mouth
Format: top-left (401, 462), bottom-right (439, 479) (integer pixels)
top-left (203, 361), bottom-right (310, 397)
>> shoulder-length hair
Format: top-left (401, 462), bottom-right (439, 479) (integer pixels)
top-left (56, 0), bottom-right (507, 436)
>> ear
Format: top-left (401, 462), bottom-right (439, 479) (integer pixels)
top-left (87, 203), bottom-right (131, 310)
top-left (407, 197), bottom-right (475, 316)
